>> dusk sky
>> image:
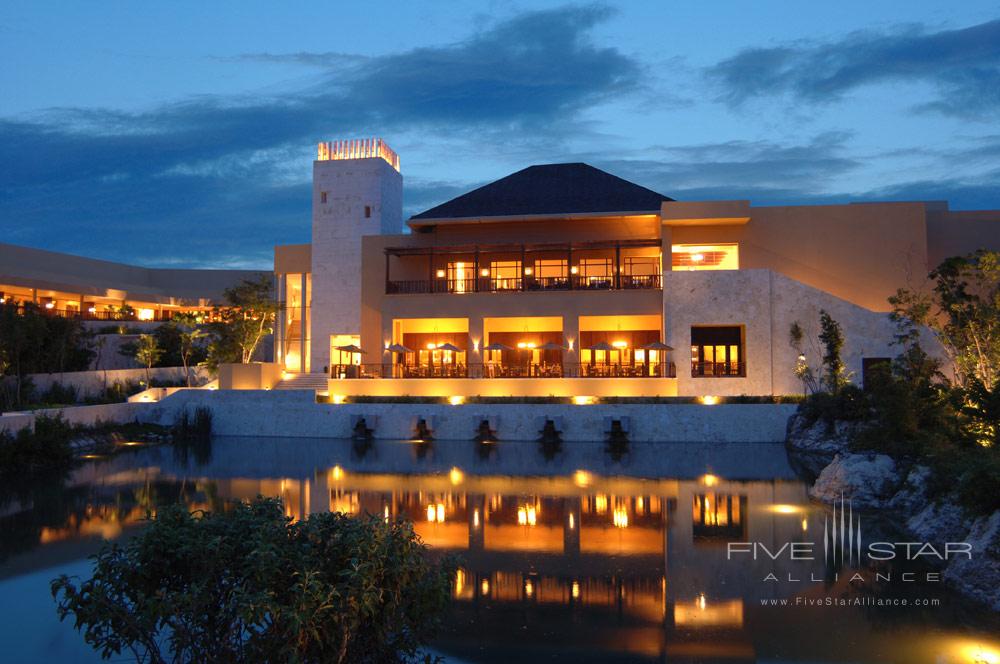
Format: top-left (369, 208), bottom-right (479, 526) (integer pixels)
top-left (2, 1), bottom-right (999, 269)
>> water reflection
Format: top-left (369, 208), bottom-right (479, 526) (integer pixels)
top-left (0, 437), bottom-right (998, 663)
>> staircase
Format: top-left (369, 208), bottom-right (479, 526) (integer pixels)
top-left (274, 373), bottom-right (329, 392)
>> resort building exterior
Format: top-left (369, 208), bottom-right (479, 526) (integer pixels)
top-left (274, 138), bottom-right (1000, 399)
top-left (0, 242), bottom-right (266, 323)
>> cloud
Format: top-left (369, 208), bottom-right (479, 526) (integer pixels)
top-left (0, 4), bottom-right (638, 267)
top-left (707, 19), bottom-right (1000, 117)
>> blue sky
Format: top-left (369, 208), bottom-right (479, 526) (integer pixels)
top-left (2, 1), bottom-right (999, 268)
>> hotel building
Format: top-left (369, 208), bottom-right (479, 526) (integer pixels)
top-left (273, 139), bottom-right (1000, 398)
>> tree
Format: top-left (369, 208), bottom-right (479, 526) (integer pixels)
top-left (134, 335), bottom-right (162, 387)
top-left (890, 250), bottom-right (1000, 390)
top-left (52, 497), bottom-right (455, 664)
top-left (818, 310), bottom-right (850, 394)
top-left (205, 276), bottom-right (278, 371)
top-left (176, 314), bottom-right (204, 388)
top-left (788, 321), bottom-right (818, 394)
top-left (153, 314), bottom-right (205, 386)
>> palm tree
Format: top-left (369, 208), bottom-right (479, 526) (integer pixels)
top-left (134, 334), bottom-right (162, 387)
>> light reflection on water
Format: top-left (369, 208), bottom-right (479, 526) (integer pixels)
top-left (0, 437), bottom-right (997, 664)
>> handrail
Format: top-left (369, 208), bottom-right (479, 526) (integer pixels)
top-left (331, 362), bottom-right (677, 379)
top-left (386, 273), bottom-right (662, 295)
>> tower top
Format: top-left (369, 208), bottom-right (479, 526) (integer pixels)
top-left (316, 138), bottom-right (400, 172)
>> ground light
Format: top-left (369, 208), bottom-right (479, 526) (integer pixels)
top-left (573, 395), bottom-right (596, 405)
top-left (700, 395), bottom-right (720, 405)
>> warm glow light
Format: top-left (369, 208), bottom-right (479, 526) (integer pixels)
top-left (88, 306), bottom-right (97, 313)
top-left (698, 593), bottom-right (707, 610)
top-left (137, 308), bottom-right (155, 321)
top-left (571, 581), bottom-right (580, 598)
top-left (426, 342), bottom-right (437, 349)
top-left (481, 579), bottom-right (489, 595)
top-left (480, 268), bottom-right (489, 276)
top-left (802, 518), bottom-right (809, 531)
top-left (573, 395), bottom-right (596, 405)
top-left (567, 339), bottom-right (575, 351)
top-left (473, 508), bottom-right (480, 528)
top-left (524, 267), bottom-right (533, 275)
top-left (700, 395), bottom-right (720, 405)
top-left (44, 302), bottom-right (55, 309)
top-left (317, 137), bottom-right (400, 170)
top-left (613, 506), bottom-right (629, 528)
top-left (437, 503), bottom-right (445, 522)
top-left (570, 266), bottom-right (579, 274)
top-left (568, 513), bottom-right (575, 530)
top-left (448, 395), bottom-right (465, 406)
top-left (472, 339), bottom-right (480, 352)
top-left (436, 269), bottom-right (446, 278)
top-left (384, 506), bottom-right (390, 522)
top-left (517, 504), bottom-right (538, 526)
top-left (612, 340), bottom-right (628, 348)
top-left (332, 394), bottom-right (347, 404)
top-left (573, 470), bottom-right (592, 488)
top-left (449, 467), bottom-right (464, 484)
top-left (701, 474), bottom-right (719, 487)
top-left (691, 253), bottom-right (705, 262)
top-left (524, 580), bottom-right (534, 597)
top-left (426, 505), bottom-right (436, 522)
top-left (332, 466), bottom-right (344, 481)
top-left (768, 504), bottom-right (804, 515)
top-left (594, 495), bottom-right (608, 514)
top-left (962, 644), bottom-right (1000, 664)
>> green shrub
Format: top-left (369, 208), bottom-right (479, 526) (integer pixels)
top-left (52, 497), bottom-right (455, 664)
top-left (0, 414), bottom-right (75, 474)
top-left (172, 407), bottom-right (213, 442)
top-left (38, 382), bottom-right (78, 406)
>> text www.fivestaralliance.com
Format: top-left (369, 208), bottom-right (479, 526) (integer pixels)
top-left (760, 597), bottom-right (941, 607)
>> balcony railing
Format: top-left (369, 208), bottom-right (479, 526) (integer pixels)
top-left (332, 362), bottom-right (677, 379)
top-left (691, 361), bottom-right (746, 378)
top-left (0, 304), bottom-right (195, 323)
top-left (386, 273), bottom-right (662, 295)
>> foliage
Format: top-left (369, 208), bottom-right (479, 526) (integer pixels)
top-left (133, 335), bottom-right (162, 387)
top-left (0, 301), bottom-right (95, 409)
top-left (788, 320), bottom-right (818, 393)
top-left (52, 497), bottom-right (455, 664)
top-left (890, 250), bottom-right (1000, 390)
top-left (204, 276), bottom-right (278, 372)
top-left (0, 414), bottom-right (75, 475)
top-left (818, 310), bottom-right (851, 393)
top-left (38, 382), bottom-right (79, 406)
top-left (172, 407), bottom-right (213, 443)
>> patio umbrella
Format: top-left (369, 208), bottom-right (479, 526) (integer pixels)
top-left (640, 341), bottom-right (674, 351)
top-left (536, 342), bottom-right (566, 351)
top-left (482, 342), bottom-right (514, 351)
top-left (335, 344), bottom-right (366, 354)
top-left (436, 342), bottom-right (462, 352)
top-left (386, 343), bottom-right (412, 353)
top-left (586, 341), bottom-right (615, 351)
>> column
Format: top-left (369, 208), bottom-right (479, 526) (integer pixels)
top-left (300, 273), bottom-right (307, 373)
top-left (275, 273), bottom-right (285, 366)
top-left (562, 314), bottom-right (579, 376)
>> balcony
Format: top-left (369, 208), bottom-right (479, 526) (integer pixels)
top-left (384, 239), bottom-right (663, 295)
top-left (332, 362), bottom-right (677, 379)
top-left (691, 361), bottom-right (745, 378)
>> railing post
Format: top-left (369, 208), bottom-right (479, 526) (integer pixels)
top-left (614, 243), bottom-right (621, 289)
top-left (384, 251), bottom-right (390, 294)
top-left (520, 244), bottom-right (526, 291)
top-left (474, 247), bottom-right (480, 293)
top-left (567, 244), bottom-right (574, 289)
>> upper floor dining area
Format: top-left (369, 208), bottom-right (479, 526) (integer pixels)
top-left (383, 239), bottom-right (664, 295)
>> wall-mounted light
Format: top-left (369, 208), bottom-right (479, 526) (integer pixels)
top-left (612, 340), bottom-right (628, 348)
top-left (691, 253), bottom-right (705, 262)
top-left (436, 269), bottom-right (446, 278)
top-left (570, 266), bottom-right (579, 275)
top-left (426, 342), bottom-right (437, 349)
top-left (44, 302), bottom-right (55, 309)
top-left (524, 267), bottom-right (533, 275)
top-left (480, 268), bottom-right (489, 277)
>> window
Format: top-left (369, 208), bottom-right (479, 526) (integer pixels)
top-left (623, 256), bottom-right (661, 288)
top-left (672, 244), bottom-right (739, 271)
top-left (578, 258), bottom-right (612, 288)
top-left (446, 261), bottom-right (474, 293)
top-left (691, 326), bottom-right (744, 377)
top-left (364, 205), bottom-right (371, 218)
top-left (320, 191), bottom-right (328, 204)
top-left (489, 261), bottom-right (521, 290)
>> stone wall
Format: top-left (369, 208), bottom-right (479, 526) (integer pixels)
top-left (0, 401), bottom-right (149, 433)
top-left (147, 389), bottom-right (796, 443)
top-left (23, 366), bottom-right (209, 399)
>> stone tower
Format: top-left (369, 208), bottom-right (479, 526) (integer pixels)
top-left (310, 138), bottom-right (402, 373)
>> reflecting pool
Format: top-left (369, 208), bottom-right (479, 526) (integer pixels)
top-left (0, 437), bottom-right (997, 663)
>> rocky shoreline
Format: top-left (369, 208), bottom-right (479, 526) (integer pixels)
top-left (785, 412), bottom-right (1000, 610)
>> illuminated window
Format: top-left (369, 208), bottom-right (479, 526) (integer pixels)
top-left (671, 244), bottom-right (739, 270)
top-left (489, 261), bottom-right (521, 290)
top-left (533, 259), bottom-right (567, 279)
top-left (446, 261), bottom-right (474, 293)
top-left (320, 191), bottom-right (328, 204)
top-left (578, 258), bottom-right (612, 288)
top-left (691, 326), bottom-right (744, 377)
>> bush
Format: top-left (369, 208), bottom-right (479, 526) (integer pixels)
top-left (0, 414), bottom-right (75, 474)
top-left (52, 497), bottom-right (455, 664)
top-left (38, 382), bottom-right (78, 406)
top-left (172, 407), bottom-right (213, 442)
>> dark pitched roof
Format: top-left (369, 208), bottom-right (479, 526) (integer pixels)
top-left (410, 163), bottom-right (673, 221)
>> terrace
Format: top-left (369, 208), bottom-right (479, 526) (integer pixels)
top-left (384, 239), bottom-right (662, 295)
